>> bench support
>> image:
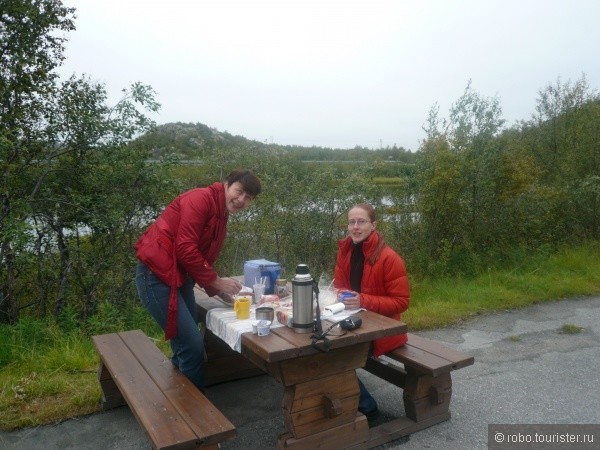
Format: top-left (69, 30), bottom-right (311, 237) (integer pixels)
top-left (403, 368), bottom-right (452, 421)
top-left (358, 333), bottom-right (473, 448)
top-left (97, 362), bottom-right (126, 410)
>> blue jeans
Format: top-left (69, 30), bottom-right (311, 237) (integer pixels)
top-left (358, 346), bottom-right (378, 414)
top-left (135, 261), bottom-right (205, 390)
top-left (358, 378), bottom-right (378, 415)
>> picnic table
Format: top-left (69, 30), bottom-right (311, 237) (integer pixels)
top-left (196, 288), bottom-right (404, 449)
top-left (195, 284), bottom-right (474, 449)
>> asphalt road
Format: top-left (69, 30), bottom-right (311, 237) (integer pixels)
top-left (2, 295), bottom-right (599, 449)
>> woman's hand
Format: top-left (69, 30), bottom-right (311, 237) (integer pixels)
top-left (211, 277), bottom-right (242, 296)
top-left (339, 290), bottom-right (361, 309)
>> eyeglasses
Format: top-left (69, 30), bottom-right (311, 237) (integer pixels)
top-left (348, 219), bottom-right (371, 227)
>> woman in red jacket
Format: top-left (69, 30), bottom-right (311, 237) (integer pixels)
top-left (334, 203), bottom-right (410, 423)
top-left (134, 169), bottom-right (261, 390)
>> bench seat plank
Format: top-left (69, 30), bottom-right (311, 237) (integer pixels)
top-left (386, 333), bottom-right (474, 377)
top-left (405, 334), bottom-right (474, 369)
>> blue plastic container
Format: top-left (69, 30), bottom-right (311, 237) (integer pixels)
top-left (243, 259), bottom-right (281, 295)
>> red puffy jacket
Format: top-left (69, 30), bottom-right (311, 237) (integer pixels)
top-left (334, 231), bottom-right (410, 356)
top-left (134, 182), bottom-right (228, 339)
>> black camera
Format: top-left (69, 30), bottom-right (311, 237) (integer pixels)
top-left (338, 315), bottom-right (362, 331)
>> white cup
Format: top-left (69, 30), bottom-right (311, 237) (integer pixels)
top-left (257, 320), bottom-right (271, 336)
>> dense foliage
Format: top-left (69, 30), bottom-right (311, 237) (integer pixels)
top-left (1, 1), bottom-right (598, 330)
top-left (1, 1), bottom-right (175, 325)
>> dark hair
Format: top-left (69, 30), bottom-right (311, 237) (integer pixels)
top-left (350, 203), bottom-right (386, 265)
top-left (224, 169), bottom-right (262, 197)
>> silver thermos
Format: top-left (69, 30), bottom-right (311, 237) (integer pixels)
top-left (292, 264), bottom-right (314, 333)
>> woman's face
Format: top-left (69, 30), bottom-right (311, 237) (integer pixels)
top-left (224, 181), bottom-right (254, 214)
top-left (347, 207), bottom-right (376, 244)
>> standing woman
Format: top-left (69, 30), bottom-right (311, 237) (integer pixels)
top-left (333, 203), bottom-right (410, 422)
top-left (134, 169), bottom-right (262, 390)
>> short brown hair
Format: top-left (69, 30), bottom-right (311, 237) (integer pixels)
top-left (225, 169), bottom-right (262, 197)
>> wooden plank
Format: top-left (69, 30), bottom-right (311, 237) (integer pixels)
top-left (386, 334), bottom-right (474, 377)
top-left (282, 372), bottom-right (359, 438)
top-left (242, 311), bottom-right (406, 364)
top-left (277, 414), bottom-right (369, 450)
top-left (277, 343), bottom-right (369, 386)
top-left (345, 411), bottom-right (451, 450)
top-left (97, 362), bottom-right (126, 410)
top-left (284, 396), bottom-right (359, 438)
top-left (387, 342), bottom-right (454, 376)
top-left (354, 312), bottom-right (407, 339)
top-left (204, 328), bottom-right (265, 385)
top-left (318, 313), bottom-right (408, 350)
top-left (404, 370), bottom-right (452, 399)
top-left (204, 353), bottom-right (265, 386)
top-left (240, 346), bottom-right (274, 378)
top-left (118, 330), bottom-right (236, 446)
top-left (405, 333), bottom-right (474, 369)
top-left (283, 371), bottom-right (358, 413)
top-left (92, 333), bottom-right (198, 450)
top-left (403, 371), bottom-right (452, 421)
top-left (362, 357), bottom-right (407, 389)
top-left (242, 329), bottom-right (300, 363)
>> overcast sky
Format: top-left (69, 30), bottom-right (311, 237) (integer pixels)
top-left (58, 0), bottom-right (600, 151)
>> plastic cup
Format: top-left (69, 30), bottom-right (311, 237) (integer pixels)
top-left (257, 320), bottom-right (271, 336)
top-left (253, 283), bottom-right (265, 304)
top-left (339, 291), bottom-right (353, 303)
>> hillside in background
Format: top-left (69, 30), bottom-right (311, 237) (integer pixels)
top-left (134, 122), bottom-right (418, 164)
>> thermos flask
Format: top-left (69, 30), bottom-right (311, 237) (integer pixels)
top-left (292, 264), bottom-right (314, 333)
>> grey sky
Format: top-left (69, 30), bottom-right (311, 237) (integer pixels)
top-left (59, 0), bottom-right (600, 151)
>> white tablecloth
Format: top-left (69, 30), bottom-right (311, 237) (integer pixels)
top-left (206, 306), bottom-right (284, 352)
top-left (206, 304), bottom-right (364, 352)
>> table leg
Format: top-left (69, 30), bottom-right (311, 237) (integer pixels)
top-left (278, 371), bottom-right (369, 449)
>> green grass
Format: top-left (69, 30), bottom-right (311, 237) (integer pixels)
top-left (559, 324), bottom-right (585, 334)
top-left (1, 243), bottom-right (599, 430)
top-left (0, 321), bottom-right (99, 429)
top-left (404, 243), bottom-right (600, 330)
top-left (0, 316), bottom-right (167, 430)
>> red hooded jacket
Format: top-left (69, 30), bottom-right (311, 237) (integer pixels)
top-left (134, 182), bottom-right (228, 339)
top-left (333, 231), bottom-right (410, 356)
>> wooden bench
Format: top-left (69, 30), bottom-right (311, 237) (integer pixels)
top-left (360, 332), bottom-right (474, 447)
top-left (92, 330), bottom-right (236, 450)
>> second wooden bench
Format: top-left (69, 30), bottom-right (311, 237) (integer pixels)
top-left (92, 329), bottom-right (236, 450)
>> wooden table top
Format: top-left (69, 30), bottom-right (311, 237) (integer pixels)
top-left (241, 310), bottom-right (407, 363)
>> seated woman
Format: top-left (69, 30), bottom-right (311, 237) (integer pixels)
top-left (333, 203), bottom-right (410, 423)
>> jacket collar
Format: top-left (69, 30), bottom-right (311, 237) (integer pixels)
top-left (340, 231), bottom-right (380, 257)
top-left (207, 181), bottom-right (228, 220)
